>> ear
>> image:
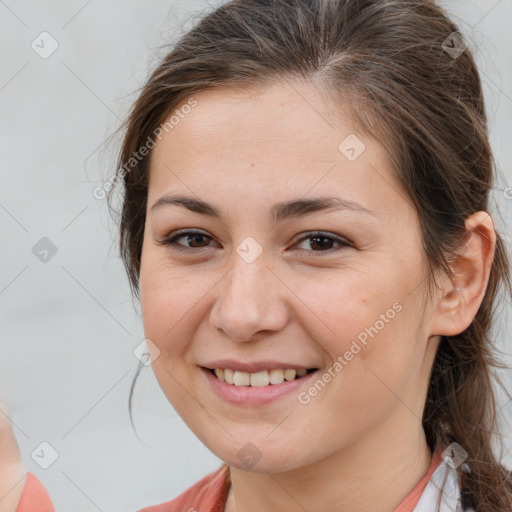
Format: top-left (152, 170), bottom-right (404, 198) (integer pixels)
top-left (430, 211), bottom-right (496, 337)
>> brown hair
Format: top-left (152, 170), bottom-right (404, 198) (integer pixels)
top-left (106, 0), bottom-right (512, 509)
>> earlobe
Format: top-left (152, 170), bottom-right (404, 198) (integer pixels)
top-left (430, 211), bottom-right (496, 337)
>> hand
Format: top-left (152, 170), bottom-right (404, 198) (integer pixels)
top-left (0, 401), bottom-right (27, 512)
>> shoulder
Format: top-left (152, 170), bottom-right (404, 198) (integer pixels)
top-left (137, 463), bottom-right (230, 512)
top-left (414, 460), bottom-right (476, 512)
top-left (16, 472), bottom-right (55, 512)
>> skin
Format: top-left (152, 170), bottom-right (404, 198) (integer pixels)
top-left (139, 79), bottom-right (496, 512)
top-left (0, 402), bottom-right (27, 512)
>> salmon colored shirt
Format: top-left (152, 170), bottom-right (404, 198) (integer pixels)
top-left (17, 449), bottom-right (443, 512)
top-left (16, 472), bottom-right (55, 512)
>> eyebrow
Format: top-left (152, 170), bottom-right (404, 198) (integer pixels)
top-left (150, 194), bottom-right (377, 221)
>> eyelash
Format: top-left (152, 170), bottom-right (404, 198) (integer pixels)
top-left (155, 229), bottom-right (352, 257)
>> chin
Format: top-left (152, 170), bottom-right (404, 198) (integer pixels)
top-left (214, 441), bottom-right (309, 474)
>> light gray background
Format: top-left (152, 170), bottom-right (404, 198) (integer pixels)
top-left (1, 1), bottom-right (511, 511)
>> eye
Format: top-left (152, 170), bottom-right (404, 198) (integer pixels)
top-left (293, 231), bottom-right (352, 256)
top-left (155, 229), bottom-right (216, 251)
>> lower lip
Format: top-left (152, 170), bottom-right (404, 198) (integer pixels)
top-left (200, 366), bottom-right (319, 406)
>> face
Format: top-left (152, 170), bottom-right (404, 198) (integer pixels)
top-left (139, 80), bottom-right (440, 473)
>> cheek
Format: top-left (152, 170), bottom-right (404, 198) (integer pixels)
top-left (140, 260), bottom-right (199, 357)
top-left (296, 268), bottom-right (403, 352)
top-left (298, 270), bottom-right (418, 397)
top-left (139, 263), bottom-right (206, 414)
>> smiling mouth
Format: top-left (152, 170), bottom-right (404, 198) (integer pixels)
top-left (206, 367), bottom-right (318, 386)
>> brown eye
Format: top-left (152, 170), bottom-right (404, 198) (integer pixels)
top-left (294, 231), bottom-right (352, 256)
top-left (156, 230), bottom-right (215, 251)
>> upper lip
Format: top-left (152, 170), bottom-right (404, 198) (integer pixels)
top-left (201, 360), bottom-right (318, 373)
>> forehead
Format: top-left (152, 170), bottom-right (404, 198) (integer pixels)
top-left (147, 80), bottom-right (407, 220)
top-left (151, 80), bottom-right (361, 164)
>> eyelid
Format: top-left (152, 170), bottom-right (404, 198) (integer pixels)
top-left (295, 230), bottom-right (352, 246)
top-left (154, 229), bottom-right (216, 250)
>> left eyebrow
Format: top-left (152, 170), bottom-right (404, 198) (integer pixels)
top-left (149, 194), bottom-right (378, 222)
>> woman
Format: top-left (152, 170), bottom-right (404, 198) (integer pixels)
top-left (9, 0), bottom-right (512, 510)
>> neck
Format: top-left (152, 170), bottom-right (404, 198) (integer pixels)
top-left (225, 410), bottom-right (433, 512)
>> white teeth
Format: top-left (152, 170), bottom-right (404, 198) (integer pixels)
top-left (233, 371), bottom-right (250, 386)
top-left (224, 368), bottom-right (234, 385)
top-left (284, 369), bottom-right (296, 381)
top-left (269, 369), bottom-right (285, 384)
top-left (212, 367), bottom-right (312, 386)
top-left (250, 371), bottom-right (270, 387)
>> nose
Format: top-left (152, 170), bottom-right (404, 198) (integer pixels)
top-left (209, 253), bottom-right (289, 342)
